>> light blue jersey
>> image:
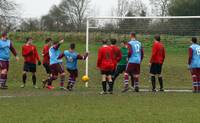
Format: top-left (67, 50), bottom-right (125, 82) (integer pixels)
top-left (64, 50), bottom-right (78, 70)
top-left (0, 39), bottom-right (11, 61)
top-left (190, 44), bottom-right (200, 68)
top-left (49, 46), bottom-right (62, 65)
top-left (128, 40), bottom-right (142, 64)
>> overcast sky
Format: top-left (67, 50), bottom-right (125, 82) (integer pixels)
top-left (14, 0), bottom-right (150, 18)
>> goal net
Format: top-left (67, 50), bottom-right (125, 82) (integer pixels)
top-left (85, 16), bottom-right (200, 91)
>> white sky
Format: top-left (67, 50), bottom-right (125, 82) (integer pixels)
top-left (14, 0), bottom-right (150, 18)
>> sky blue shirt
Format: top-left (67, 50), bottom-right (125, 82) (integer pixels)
top-left (190, 44), bottom-right (200, 68)
top-left (0, 39), bottom-right (11, 61)
top-left (49, 46), bottom-right (62, 65)
top-left (128, 40), bottom-right (142, 64)
top-left (64, 50), bottom-right (78, 70)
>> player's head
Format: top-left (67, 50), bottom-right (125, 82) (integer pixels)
top-left (45, 38), bottom-right (52, 45)
top-left (192, 37), bottom-right (197, 44)
top-left (130, 32), bottom-right (136, 39)
top-left (154, 34), bottom-right (161, 42)
top-left (53, 40), bottom-right (59, 45)
top-left (26, 37), bottom-right (33, 44)
top-left (70, 43), bottom-right (76, 50)
top-left (1, 32), bottom-right (7, 39)
top-left (102, 39), bottom-right (108, 45)
top-left (110, 39), bottom-right (117, 45)
top-left (120, 40), bottom-right (127, 47)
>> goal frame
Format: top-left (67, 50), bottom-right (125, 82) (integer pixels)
top-left (85, 16), bottom-right (200, 87)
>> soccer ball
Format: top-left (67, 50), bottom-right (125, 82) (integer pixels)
top-left (82, 75), bottom-right (89, 82)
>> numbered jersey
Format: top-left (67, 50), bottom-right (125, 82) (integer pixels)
top-left (64, 50), bottom-right (78, 70)
top-left (190, 44), bottom-right (200, 68)
top-left (49, 46), bottom-right (62, 65)
top-left (128, 40), bottom-right (142, 64)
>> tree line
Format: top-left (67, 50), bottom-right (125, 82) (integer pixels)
top-left (0, 0), bottom-right (200, 33)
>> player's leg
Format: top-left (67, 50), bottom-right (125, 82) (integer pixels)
top-left (133, 74), bottom-right (140, 92)
top-left (68, 69), bottom-right (78, 91)
top-left (107, 72), bottom-right (114, 94)
top-left (0, 69), bottom-right (8, 89)
top-left (42, 64), bottom-right (51, 88)
top-left (157, 64), bottom-right (164, 91)
top-left (58, 63), bottom-right (65, 89)
top-left (100, 71), bottom-right (107, 95)
top-left (150, 63), bottom-right (156, 92)
top-left (46, 64), bottom-right (59, 89)
top-left (197, 68), bottom-right (200, 92)
top-left (122, 72), bottom-right (129, 93)
top-left (32, 72), bottom-right (38, 88)
top-left (191, 69), bottom-right (198, 93)
top-left (112, 66), bottom-right (120, 83)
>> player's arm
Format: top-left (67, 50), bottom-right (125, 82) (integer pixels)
top-left (10, 42), bottom-right (19, 61)
top-left (162, 47), bottom-right (166, 63)
top-left (127, 44), bottom-right (132, 58)
top-left (58, 53), bottom-right (65, 59)
top-left (116, 48), bottom-right (122, 62)
top-left (34, 47), bottom-right (41, 65)
top-left (53, 39), bottom-right (64, 50)
top-left (141, 47), bottom-right (144, 62)
top-left (97, 48), bottom-right (102, 68)
top-left (188, 48), bottom-right (193, 65)
top-left (77, 52), bottom-right (89, 60)
top-left (150, 44), bottom-right (157, 64)
top-left (42, 46), bottom-right (48, 56)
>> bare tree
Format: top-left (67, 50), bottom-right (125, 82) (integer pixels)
top-left (0, 0), bottom-right (17, 15)
top-left (150, 0), bottom-right (170, 16)
top-left (59, 0), bottom-right (90, 31)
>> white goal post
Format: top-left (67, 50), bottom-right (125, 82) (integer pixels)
top-left (85, 16), bottom-right (200, 88)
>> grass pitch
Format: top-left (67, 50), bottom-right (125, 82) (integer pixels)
top-left (0, 36), bottom-right (199, 123)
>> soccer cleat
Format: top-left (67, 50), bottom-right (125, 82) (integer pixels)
top-left (33, 85), bottom-right (39, 89)
top-left (159, 88), bottom-right (164, 92)
top-left (60, 86), bottom-right (67, 91)
top-left (122, 84), bottom-right (129, 93)
top-left (135, 86), bottom-right (139, 92)
top-left (100, 91), bottom-right (107, 95)
top-left (47, 85), bottom-right (54, 90)
top-left (42, 80), bottom-right (47, 88)
top-left (20, 84), bottom-right (25, 88)
top-left (152, 89), bottom-right (156, 92)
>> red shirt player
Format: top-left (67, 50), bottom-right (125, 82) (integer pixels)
top-left (42, 38), bottom-right (52, 88)
top-left (21, 37), bottom-right (41, 88)
top-left (149, 34), bottom-right (165, 92)
top-left (97, 40), bottom-right (115, 94)
top-left (110, 39), bottom-right (122, 71)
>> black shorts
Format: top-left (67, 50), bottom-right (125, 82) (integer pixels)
top-left (115, 65), bottom-right (127, 74)
top-left (67, 69), bottom-right (78, 78)
top-left (150, 63), bottom-right (163, 75)
top-left (23, 62), bottom-right (36, 73)
top-left (50, 63), bottom-right (65, 76)
top-left (43, 64), bottom-right (51, 74)
top-left (101, 70), bottom-right (113, 76)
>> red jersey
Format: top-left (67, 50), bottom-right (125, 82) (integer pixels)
top-left (110, 45), bottom-right (122, 68)
top-left (150, 41), bottom-right (165, 64)
top-left (42, 44), bottom-right (50, 64)
top-left (97, 45), bottom-right (115, 71)
top-left (22, 44), bottom-right (40, 64)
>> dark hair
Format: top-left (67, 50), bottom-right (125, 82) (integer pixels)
top-left (53, 40), bottom-right (59, 45)
top-left (45, 38), bottom-right (52, 43)
top-left (192, 37), bottom-right (197, 43)
top-left (110, 39), bottom-right (117, 45)
top-left (70, 43), bottom-right (75, 49)
top-left (26, 37), bottom-right (32, 43)
top-left (130, 32), bottom-right (136, 37)
top-left (102, 39), bottom-right (108, 44)
top-left (1, 32), bottom-right (7, 37)
top-left (121, 40), bottom-right (127, 44)
top-left (154, 34), bottom-right (161, 41)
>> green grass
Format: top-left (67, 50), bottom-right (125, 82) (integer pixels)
top-left (0, 36), bottom-right (200, 123)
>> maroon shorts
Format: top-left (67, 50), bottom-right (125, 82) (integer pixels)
top-left (191, 68), bottom-right (200, 76)
top-left (50, 63), bottom-right (65, 76)
top-left (126, 63), bottom-right (140, 75)
top-left (0, 60), bottom-right (9, 71)
top-left (67, 69), bottom-right (78, 78)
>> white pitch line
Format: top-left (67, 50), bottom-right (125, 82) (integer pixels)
top-left (0, 96), bottom-right (15, 98)
top-left (140, 89), bottom-right (193, 93)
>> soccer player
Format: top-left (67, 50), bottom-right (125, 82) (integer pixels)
top-left (112, 41), bottom-right (128, 83)
top-left (123, 32), bottom-right (144, 92)
top-left (97, 40), bottom-right (115, 94)
top-left (0, 32), bottom-right (19, 89)
top-left (42, 38), bottom-right (52, 88)
top-left (58, 43), bottom-right (88, 91)
top-left (149, 34), bottom-right (165, 92)
top-left (46, 39), bottom-right (65, 90)
top-left (110, 39), bottom-right (122, 73)
top-left (21, 37), bottom-right (41, 88)
top-left (188, 37), bottom-right (200, 93)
